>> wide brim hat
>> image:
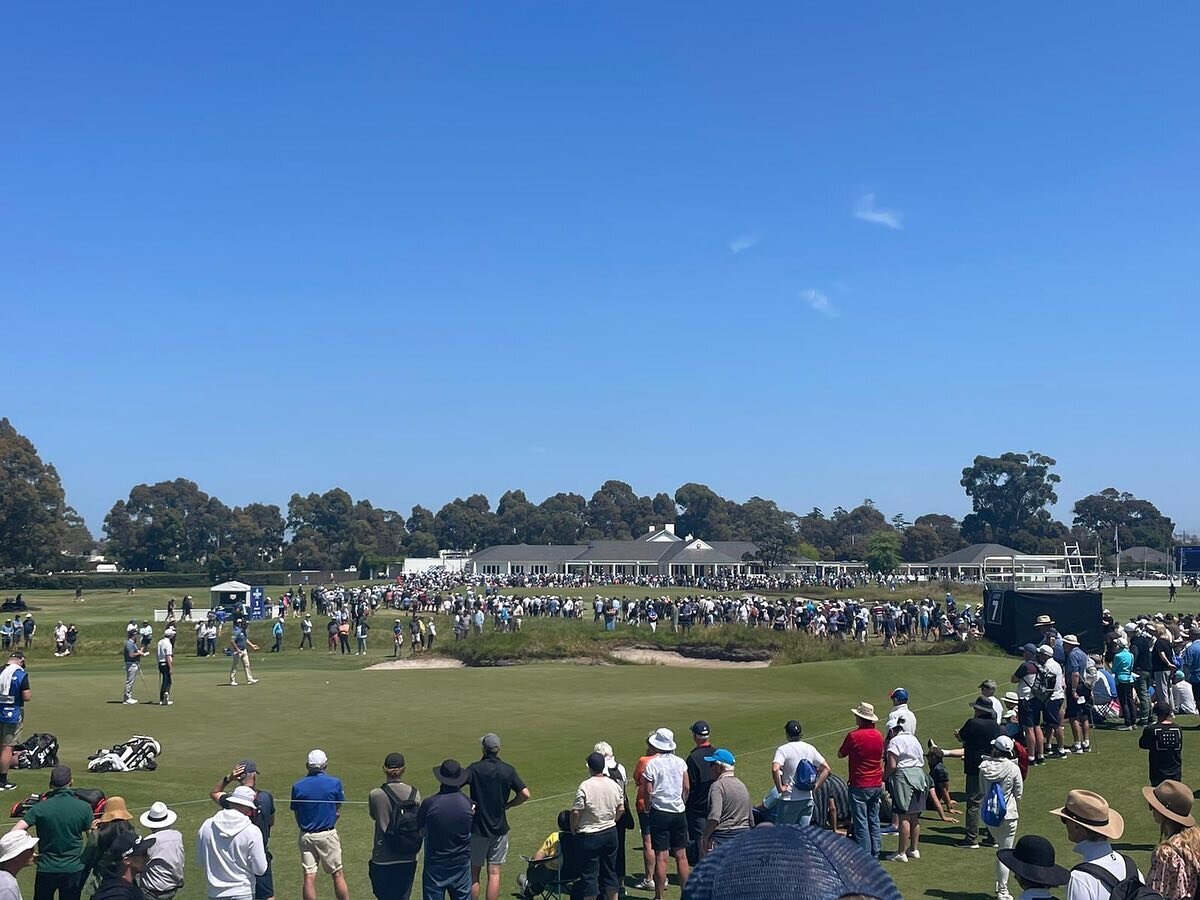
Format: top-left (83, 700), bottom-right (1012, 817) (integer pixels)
top-left (0, 832), bottom-right (37, 865)
top-left (99, 796), bottom-right (133, 822)
top-left (139, 801), bottom-right (178, 829)
top-left (851, 702), bottom-right (878, 722)
top-left (996, 836), bottom-right (1069, 887)
top-left (648, 728), bottom-right (677, 752)
top-left (432, 760), bottom-right (469, 787)
top-left (1050, 790), bottom-right (1124, 840)
top-left (1035, 615), bottom-right (1055, 626)
top-left (1143, 781), bottom-right (1196, 828)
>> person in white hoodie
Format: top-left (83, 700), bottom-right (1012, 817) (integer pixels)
top-left (980, 736), bottom-right (1024, 900)
top-left (196, 786), bottom-right (267, 900)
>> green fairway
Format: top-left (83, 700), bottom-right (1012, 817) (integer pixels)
top-left (0, 585), bottom-right (1194, 898)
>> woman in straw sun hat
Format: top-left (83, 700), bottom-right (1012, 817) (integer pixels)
top-left (1050, 789), bottom-right (1145, 894)
top-left (1143, 779), bottom-right (1200, 897)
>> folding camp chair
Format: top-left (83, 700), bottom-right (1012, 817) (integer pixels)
top-left (519, 832), bottom-right (582, 900)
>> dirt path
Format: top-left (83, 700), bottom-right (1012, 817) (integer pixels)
top-left (365, 657), bottom-right (466, 670)
top-left (609, 648), bottom-right (770, 668)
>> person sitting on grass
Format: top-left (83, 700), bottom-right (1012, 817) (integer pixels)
top-left (925, 746), bottom-right (958, 822)
top-left (994, 834), bottom-right (1069, 900)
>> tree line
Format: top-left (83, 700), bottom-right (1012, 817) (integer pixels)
top-left (0, 418), bottom-right (1185, 577)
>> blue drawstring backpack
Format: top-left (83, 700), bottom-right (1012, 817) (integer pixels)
top-left (982, 782), bottom-right (1007, 826)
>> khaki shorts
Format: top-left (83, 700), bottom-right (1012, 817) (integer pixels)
top-left (298, 829), bottom-right (342, 875)
top-left (0, 722), bottom-right (21, 748)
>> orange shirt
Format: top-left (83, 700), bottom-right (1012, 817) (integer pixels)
top-left (633, 755), bottom-right (655, 812)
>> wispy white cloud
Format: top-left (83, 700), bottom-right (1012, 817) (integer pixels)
top-left (853, 192), bottom-right (903, 230)
top-left (802, 288), bottom-right (838, 318)
top-left (728, 233), bottom-right (760, 254)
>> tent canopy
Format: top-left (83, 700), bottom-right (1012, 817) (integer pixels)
top-left (210, 581), bottom-right (252, 593)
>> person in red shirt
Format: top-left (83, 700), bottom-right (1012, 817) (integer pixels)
top-left (838, 701), bottom-right (885, 859)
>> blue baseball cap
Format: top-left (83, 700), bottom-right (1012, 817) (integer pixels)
top-left (889, 688), bottom-right (908, 703)
top-left (702, 748), bottom-right (736, 766)
top-left (1021, 642), bottom-right (1038, 655)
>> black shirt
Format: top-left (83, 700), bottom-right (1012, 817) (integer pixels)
top-left (417, 788), bottom-right (473, 869)
top-left (958, 716), bottom-right (1003, 775)
top-left (467, 755), bottom-right (526, 837)
top-left (1151, 638), bottom-right (1174, 672)
top-left (92, 877), bottom-right (144, 900)
top-left (252, 789), bottom-right (275, 847)
top-left (1133, 633), bottom-right (1154, 671)
top-left (1139, 723), bottom-right (1183, 786)
top-left (685, 743), bottom-right (715, 816)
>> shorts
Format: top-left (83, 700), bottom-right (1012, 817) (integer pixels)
top-left (254, 858), bottom-right (274, 899)
top-left (1066, 694), bottom-right (1090, 721)
top-left (648, 809), bottom-right (688, 853)
top-left (0, 722), bottom-right (21, 748)
top-left (298, 829), bottom-right (343, 875)
top-left (470, 833), bottom-right (509, 867)
top-left (637, 811), bottom-right (651, 834)
top-left (1041, 699), bottom-right (1063, 728)
top-left (1017, 699), bottom-right (1039, 730)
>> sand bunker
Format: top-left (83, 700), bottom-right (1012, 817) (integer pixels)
top-left (610, 649), bottom-right (770, 669)
top-left (366, 657), bottom-right (466, 670)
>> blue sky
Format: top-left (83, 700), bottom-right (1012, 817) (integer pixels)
top-left (3, 4), bottom-right (1197, 534)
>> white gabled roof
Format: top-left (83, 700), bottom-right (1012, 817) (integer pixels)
top-left (210, 580), bottom-right (252, 593)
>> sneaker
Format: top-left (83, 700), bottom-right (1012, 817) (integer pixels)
top-left (885, 852), bottom-right (908, 863)
top-left (1117, 725), bottom-right (1133, 731)
top-left (229, 681), bottom-right (238, 686)
top-left (880, 824), bottom-right (899, 834)
top-left (634, 878), bottom-right (655, 891)
top-left (124, 698), bottom-right (138, 704)
top-left (954, 839), bottom-right (980, 849)
top-left (927, 738), bottom-right (940, 752)
top-left (162, 700), bottom-right (173, 706)
top-left (248, 678), bottom-right (260, 685)
top-left (1081, 744), bottom-right (1092, 752)
top-left (908, 849), bottom-right (921, 860)
top-left (0, 783), bottom-right (16, 792)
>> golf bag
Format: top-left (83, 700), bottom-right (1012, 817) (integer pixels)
top-left (11, 787), bottom-right (106, 821)
top-left (14, 733), bottom-right (58, 769)
top-left (87, 734), bottom-right (161, 773)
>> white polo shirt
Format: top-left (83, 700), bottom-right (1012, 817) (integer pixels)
top-left (886, 704), bottom-right (917, 736)
top-left (640, 752), bottom-right (687, 813)
top-left (156, 637), bottom-right (173, 664)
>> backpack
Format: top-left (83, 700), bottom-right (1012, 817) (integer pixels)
top-left (1037, 664), bottom-right (1058, 698)
top-left (792, 759), bottom-right (819, 792)
top-left (981, 781), bottom-right (1007, 827)
top-left (379, 783), bottom-right (422, 857)
top-left (1072, 855), bottom-right (1162, 900)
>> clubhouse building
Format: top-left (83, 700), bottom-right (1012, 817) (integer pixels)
top-left (468, 524), bottom-right (766, 578)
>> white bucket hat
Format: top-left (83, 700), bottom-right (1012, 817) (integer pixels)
top-left (0, 831), bottom-right (37, 864)
top-left (648, 728), bottom-right (676, 752)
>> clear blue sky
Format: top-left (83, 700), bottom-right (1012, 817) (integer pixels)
top-left (3, 5), bottom-right (1197, 534)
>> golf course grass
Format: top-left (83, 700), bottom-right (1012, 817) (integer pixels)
top-left (0, 582), bottom-right (1193, 898)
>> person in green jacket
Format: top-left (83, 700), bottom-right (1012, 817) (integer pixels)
top-left (10, 766), bottom-right (93, 900)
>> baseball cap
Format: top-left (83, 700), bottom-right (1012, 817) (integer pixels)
top-left (237, 759), bottom-right (257, 775)
top-left (889, 688), bottom-right (908, 703)
top-left (481, 733), bottom-right (501, 753)
top-left (992, 735), bottom-right (1014, 755)
top-left (384, 752), bottom-right (406, 769)
top-left (1021, 642), bottom-right (1038, 654)
top-left (306, 749), bottom-right (328, 769)
top-left (703, 748), bottom-right (736, 766)
top-left (1036, 644), bottom-right (1054, 657)
top-left (691, 720), bottom-right (711, 737)
top-left (49, 766), bottom-right (72, 788)
top-left (785, 719), bottom-right (802, 737)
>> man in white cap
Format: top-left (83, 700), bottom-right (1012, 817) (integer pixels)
top-left (196, 785), bottom-right (267, 900)
top-left (1036, 645), bottom-right (1067, 759)
top-left (289, 750), bottom-right (347, 900)
top-left (138, 802), bottom-right (184, 899)
top-left (0, 829), bottom-right (37, 899)
top-left (1063, 634), bottom-right (1093, 754)
top-left (637, 728), bottom-right (691, 899)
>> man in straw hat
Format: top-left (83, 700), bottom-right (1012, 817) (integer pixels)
top-left (138, 802), bottom-right (184, 900)
top-left (995, 835), bottom-right (1069, 899)
top-left (195, 785), bottom-right (268, 900)
top-left (417, 760), bottom-right (473, 900)
top-left (10, 765), bottom-right (93, 900)
top-left (1050, 789), bottom-right (1144, 896)
top-left (838, 701), bottom-right (884, 859)
top-left (0, 829), bottom-right (37, 899)
top-left (638, 727), bottom-right (691, 898)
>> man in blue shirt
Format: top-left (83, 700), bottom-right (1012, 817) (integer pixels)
top-left (1183, 627), bottom-right (1200, 692)
top-left (290, 750), bottom-right (347, 900)
top-left (229, 619), bottom-right (260, 686)
top-left (417, 760), bottom-right (473, 900)
top-left (0, 652), bottom-right (30, 791)
top-left (1063, 635), bottom-right (1092, 754)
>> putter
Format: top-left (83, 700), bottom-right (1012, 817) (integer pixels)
top-left (135, 665), bottom-right (156, 705)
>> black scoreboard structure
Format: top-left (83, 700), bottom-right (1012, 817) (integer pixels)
top-left (1177, 546), bottom-right (1200, 574)
top-left (984, 587), bottom-right (1105, 654)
